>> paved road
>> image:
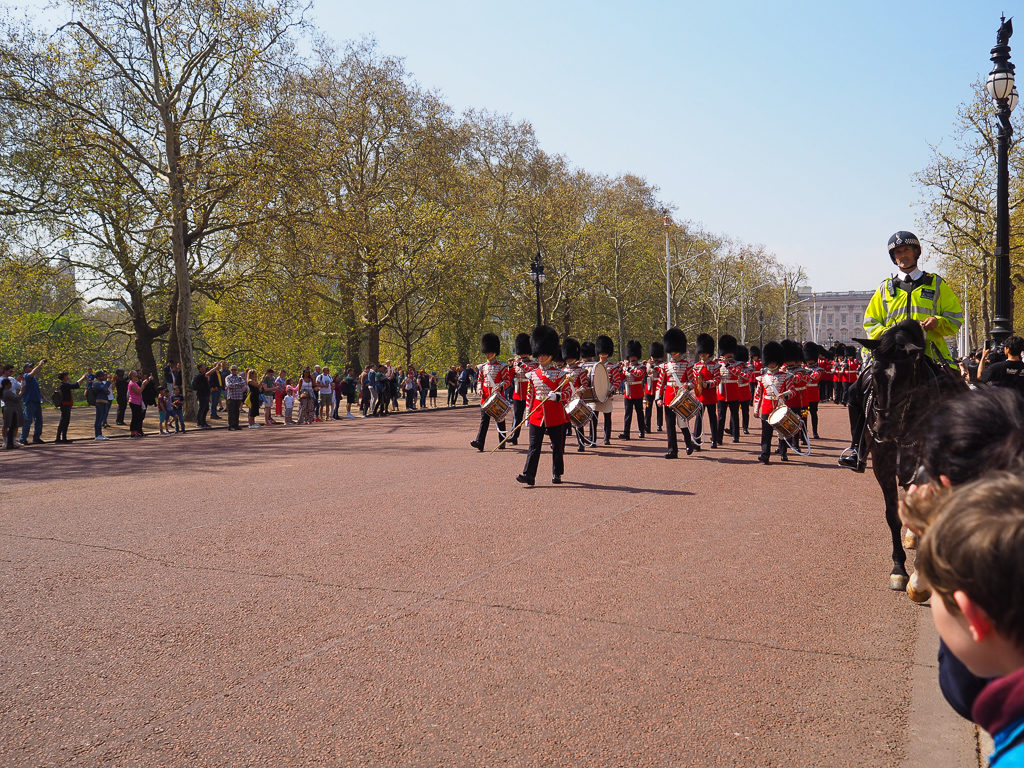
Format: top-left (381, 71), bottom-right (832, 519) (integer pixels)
top-left (0, 404), bottom-right (976, 766)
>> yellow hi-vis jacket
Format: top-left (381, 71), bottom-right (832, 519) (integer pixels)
top-left (863, 272), bottom-right (963, 366)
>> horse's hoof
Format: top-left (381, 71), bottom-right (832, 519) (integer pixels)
top-left (889, 574), bottom-right (909, 591)
top-left (906, 571), bottom-right (932, 603)
top-left (902, 529), bottom-right (919, 550)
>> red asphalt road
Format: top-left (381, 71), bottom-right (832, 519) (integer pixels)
top-left (1, 405), bottom-right (939, 766)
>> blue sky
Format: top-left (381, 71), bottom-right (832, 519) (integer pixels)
top-left (309, 0), bottom-right (1013, 292)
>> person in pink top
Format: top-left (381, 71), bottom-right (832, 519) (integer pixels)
top-left (127, 370), bottom-right (153, 438)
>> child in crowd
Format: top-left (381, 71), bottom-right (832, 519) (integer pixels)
top-left (170, 386), bottom-right (185, 433)
top-left (157, 387), bottom-right (171, 435)
top-left (284, 385), bottom-right (295, 425)
top-left (916, 474), bottom-right (1024, 767)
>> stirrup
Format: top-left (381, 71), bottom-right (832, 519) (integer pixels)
top-left (838, 446), bottom-right (866, 473)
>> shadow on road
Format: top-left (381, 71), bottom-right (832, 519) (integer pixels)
top-left (559, 480), bottom-right (694, 495)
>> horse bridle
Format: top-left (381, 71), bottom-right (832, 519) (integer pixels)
top-left (867, 354), bottom-right (922, 445)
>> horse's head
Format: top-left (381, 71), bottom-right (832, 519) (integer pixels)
top-left (854, 321), bottom-right (926, 442)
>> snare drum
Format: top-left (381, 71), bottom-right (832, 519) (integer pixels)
top-left (768, 405), bottom-right (802, 439)
top-left (481, 392), bottom-right (511, 421)
top-left (565, 397), bottom-right (595, 430)
top-left (668, 389), bottom-right (701, 421)
top-left (579, 386), bottom-right (597, 403)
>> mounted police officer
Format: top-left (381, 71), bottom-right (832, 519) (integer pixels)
top-left (838, 231), bottom-right (964, 471)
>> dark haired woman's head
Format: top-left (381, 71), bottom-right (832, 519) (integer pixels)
top-left (916, 388), bottom-right (1024, 485)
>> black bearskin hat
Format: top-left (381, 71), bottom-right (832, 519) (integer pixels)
top-left (663, 328), bottom-right (687, 355)
top-left (749, 345), bottom-right (761, 359)
top-left (718, 333), bottom-right (738, 356)
top-left (780, 339), bottom-right (804, 363)
top-left (514, 332), bottom-right (532, 356)
top-left (695, 333), bottom-right (715, 356)
top-left (562, 336), bottom-right (581, 362)
top-left (480, 332), bottom-right (500, 355)
top-left (581, 340), bottom-right (596, 359)
top-left (531, 325), bottom-right (560, 358)
top-left (735, 344), bottom-right (750, 363)
top-left (596, 335), bottom-right (614, 357)
top-left (649, 341), bottom-right (665, 360)
top-left (626, 339), bottom-right (642, 359)
top-left (763, 341), bottom-right (785, 366)
top-left (803, 341), bottom-right (821, 361)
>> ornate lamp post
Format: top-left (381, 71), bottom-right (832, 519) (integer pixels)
top-left (528, 252), bottom-right (545, 326)
top-left (987, 16), bottom-right (1018, 344)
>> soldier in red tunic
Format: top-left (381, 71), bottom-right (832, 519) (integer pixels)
top-left (509, 333), bottom-right (536, 446)
top-left (470, 333), bottom-right (514, 452)
top-left (562, 337), bottom-right (591, 453)
top-left (735, 344), bottom-right (754, 435)
top-left (516, 325), bottom-right (571, 487)
top-left (580, 341), bottom-right (598, 445)
top-left (780, 339), bottom-right (809, 450)
top-left (803, 342), bottom-right (824, 439)
top-left (691, 333), bottom-right (720, 448)
top-left (618, 339), bottom-right (647, 440)
top-left (752, 341), bottom-right (795, 464)
top-left (644, 341), bottom-right (665, 433)
top-left (715, 333), bottom-right (750, 444)
top-left (654, 327), bottom-right (699, 459)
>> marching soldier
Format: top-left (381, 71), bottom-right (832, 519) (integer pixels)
top-left (618, 340), bottom-right (647, 440)
top-left (644, 341), bottom-right (665, 433)
top-left (735, 344), bottom-right (753, 435)
top-left (654, 328), bottom-right (699, 459)
top-left (715, 333), bottom-right (748, 444)
top-left (510, 333), bottom-right (537, 446)
top-left (595, 335), bottom-right (624, 445)
top-left (817, 347), bottom-right (833, 403)
top-left (804, 341), bottom-right (824, 439)
top-left (516, 325), bottom-right (571, 487)
top-left (563, 337), bottom-right (591, 453)
top-left (691, 333), bottom-right (720, 448)
top-left (470, 333), bottom-right (513, 452)
top-left (753, 341), bottom-right (795, 464)
top-left (831, 349), bottom-right (846, 404)
top-left (580, 341), bottom-right (598, 445)
top-left (780, 339), bottom-right (809, 450)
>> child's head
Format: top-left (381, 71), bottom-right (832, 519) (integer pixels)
top-left (173, 386), bottom-right (181, 394)
top-left (917, 473), bottom-right (1024, 678)
top-left (159, 386), bottom-right (168, 395)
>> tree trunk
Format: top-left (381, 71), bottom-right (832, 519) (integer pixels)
top-left (163, 117), bottom-right (196, 419)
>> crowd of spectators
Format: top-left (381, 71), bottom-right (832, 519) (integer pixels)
top-left (1, 358), bottom-right (480, 447)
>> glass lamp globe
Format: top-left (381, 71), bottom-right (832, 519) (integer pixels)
top-left (987, 68), bottom-right (1015, 100)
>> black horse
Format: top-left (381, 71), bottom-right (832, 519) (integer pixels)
top-left (853, 321), bottom-right (966, 592)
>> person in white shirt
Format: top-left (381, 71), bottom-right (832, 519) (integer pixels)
top-left (316, 367), bottom-right (334, 421)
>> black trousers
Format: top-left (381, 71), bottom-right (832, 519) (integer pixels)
top-left (4, 417), bottom-right (17, 448)
top-left (833, 380), bottom-right (844, 403)
top-left (197, 396), bottom-right (209, 427)
top-left (644, 394), bottom-right (663, 431)
top-left (511, 399), bottom-right (527, 444)
top-left (475, 411), bottom-right (507, 449)
top-left (740, 401), bottom-right (750, 432)
top-left (522, 422), bottom-right (566, 480)
top-left (227, 398), bottom-right (242, 429)
top-left (116, 399), bottom-right (127, 424)
top-left (692, 404), bottom-right (718, 445)
top-left (602, 411), bottom-right (612, 441)
top-left (819, 382), bottom-right (830, 401)
top-left (129, 402), bottom-right (145, 434)
top-left (760, 418), bottom-right (788, 459)
top-left (56, 404), bottom-right (72, 440)
top-left (846, 373), bottom-right (867, 450)
top-left (716, 401), bottom-right (740, 442)
top-left (807, 401), bottom-right (819, 436)
top-left (622, 398), bottom-right (646, 437)
top-left (664, 406), bottom-right (694, 454)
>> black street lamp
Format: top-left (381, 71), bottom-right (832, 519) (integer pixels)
top-left (528, 252), bottom-right (545, 326)
top-left (987, 16), bottom-right (1019, 344)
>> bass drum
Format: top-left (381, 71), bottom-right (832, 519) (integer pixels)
top-left (590, 361), bottom-right (613, 413)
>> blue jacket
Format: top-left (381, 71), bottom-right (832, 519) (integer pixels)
top-left (974, 666), bottom-right (1024, 766)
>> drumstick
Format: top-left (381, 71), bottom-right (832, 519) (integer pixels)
top-left (490, 374), bottom-right (572, 453)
